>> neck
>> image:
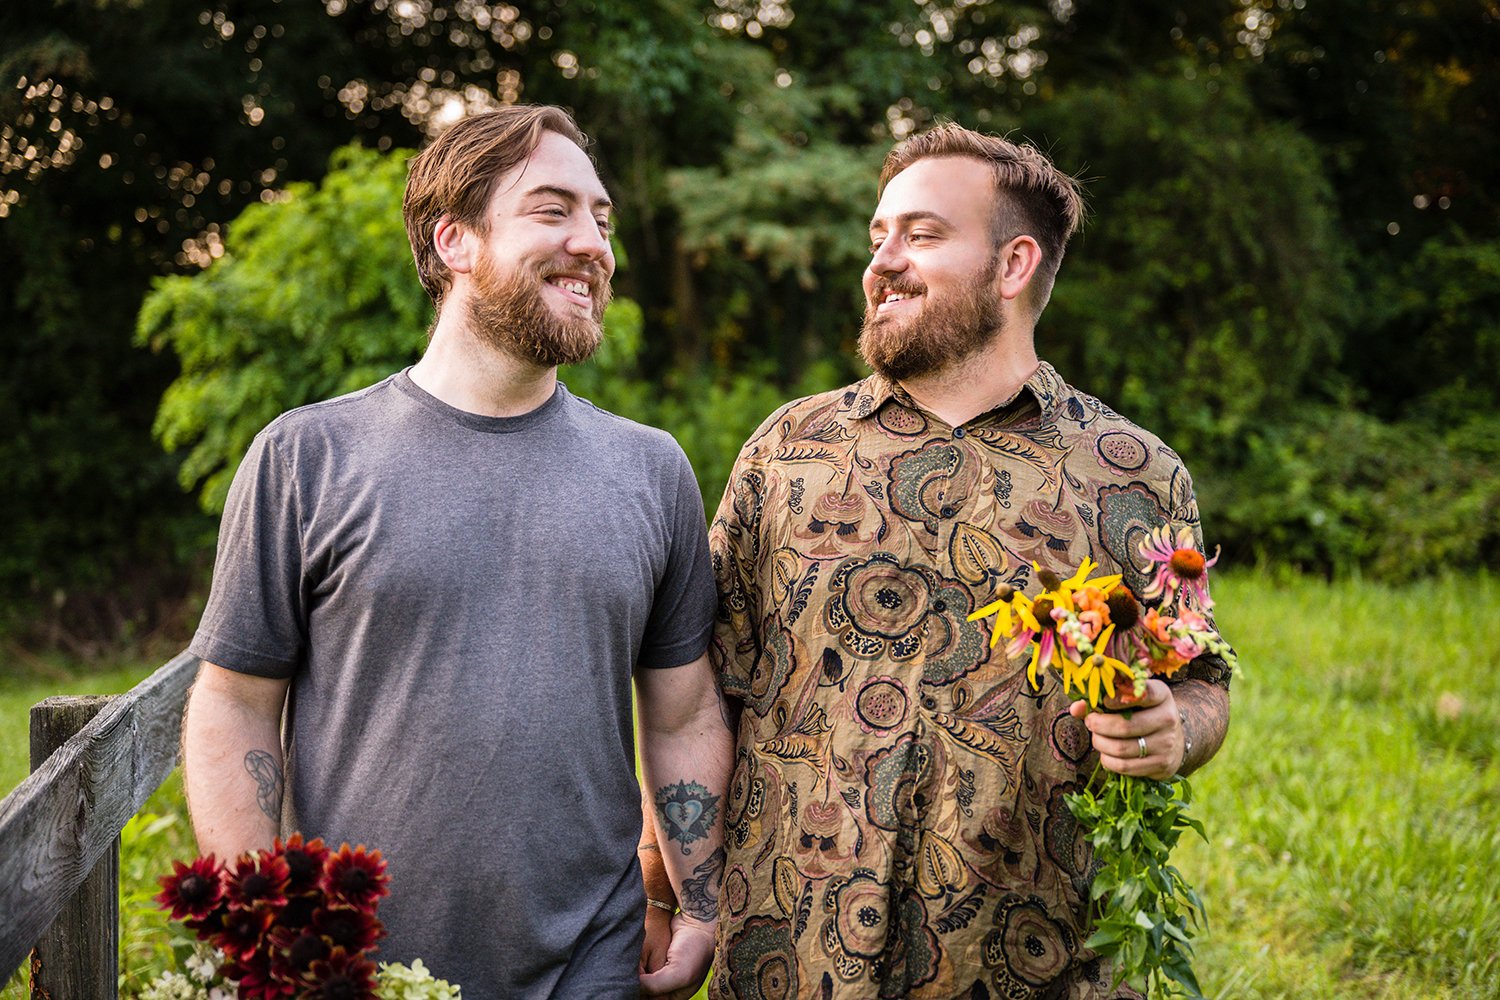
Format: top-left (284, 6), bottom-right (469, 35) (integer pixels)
top-left (898, 325), bottom-right (1039, 427)
top-left (409, 306), bottom-right (557, 418)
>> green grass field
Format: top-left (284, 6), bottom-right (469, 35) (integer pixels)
top-left (3, 572), bottom-right (1497, 998)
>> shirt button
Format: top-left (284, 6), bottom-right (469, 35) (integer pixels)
top-left (940, 505), bottom-right (956, 518)
top-left (953, 426), bottom-right (967, 438)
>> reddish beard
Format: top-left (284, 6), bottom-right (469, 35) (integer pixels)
top-left (858, 251), bottom-right (1004, 381)
top-left (465, 245), bottom-right (611, 367)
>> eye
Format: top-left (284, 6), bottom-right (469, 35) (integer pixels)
top-left (537, 206), bottom-right (567, 219)
top-left (868, 237), bottom-right (884, 254)
top-left (596, 217), bottom-right (614, 236)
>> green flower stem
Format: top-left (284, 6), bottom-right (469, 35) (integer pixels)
top-left (1066, 766), bottom-right (1209, 999)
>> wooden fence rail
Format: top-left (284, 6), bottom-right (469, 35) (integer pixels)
top-left (0, 651), bottom-right (198, 997)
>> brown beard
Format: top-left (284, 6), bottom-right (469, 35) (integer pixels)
top-left (858, 251), bottom-right (1004, 381)
top-left (465, 244), bottom-right (611, 367)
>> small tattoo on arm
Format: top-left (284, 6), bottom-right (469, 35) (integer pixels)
top-left (638, 842), bottom-right (662, 855)
top-left (680, 846), bottom-right (726, 922)
top-left (655, 780), bottom-right (721, 855)
top-left (243, 749), bottom-right (283, 822)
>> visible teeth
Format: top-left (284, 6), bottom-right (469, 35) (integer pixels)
top-left (883, 291), bottom-right (914, 304)
top-left (553, 278), bottom-right (589, 296)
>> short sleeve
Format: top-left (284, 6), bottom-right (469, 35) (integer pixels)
top-left (636, 448), bottom-right (717, 669)
top-left (707, 454), bottom-right (767, 701)
top-left (188, 432), bottom-right (308, 678)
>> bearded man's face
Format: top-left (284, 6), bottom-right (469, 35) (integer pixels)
top-left (860, 155), bottom-right (1009, 380)
top-left (459, 130), bottom-right (615, 367)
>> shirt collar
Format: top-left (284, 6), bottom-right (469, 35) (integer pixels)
top-left (850, 361), bottom-right (1063, 426)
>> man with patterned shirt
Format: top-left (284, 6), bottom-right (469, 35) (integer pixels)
top-left (704, 124), bottom-right (1233, 998)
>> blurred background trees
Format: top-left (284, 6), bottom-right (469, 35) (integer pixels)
top-left (2, 0), bottom-right (1495, 649)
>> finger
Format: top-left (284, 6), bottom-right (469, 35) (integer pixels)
top-left (1085, 704), bottom-right (1171, 738)
top-left (1097, 751), bottom-right (1176, 780)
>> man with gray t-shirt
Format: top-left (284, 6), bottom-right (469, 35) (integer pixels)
top-left (183, 106), bottom-right (730, 1000)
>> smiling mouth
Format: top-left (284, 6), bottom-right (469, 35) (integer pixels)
top-left (546, 276), bottom-right (594, 304)
top-left (876, 289), bottom-right (921, 312)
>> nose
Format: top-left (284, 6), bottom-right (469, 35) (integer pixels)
top-left (868, 238), bottom-right (907, 278)
top-left (565, 216), bottom-right (612, 263)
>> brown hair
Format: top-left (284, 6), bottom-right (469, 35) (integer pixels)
top-left (403, 105), bottom-right (591, 306)
top-left (879, 123), bottom-right (1085, 313)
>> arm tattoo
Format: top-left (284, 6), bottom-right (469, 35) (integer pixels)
top-left (680, 847), bottom-right (726, 922)
top-left (639, 842), bottom-right (662, 855)
top-left (243, 749), bottom-right (283, 822)
top-left (655, 780), bottom-right (721, 855)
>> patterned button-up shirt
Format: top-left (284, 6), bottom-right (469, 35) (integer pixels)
top-left (706, 362), bottom-right (1231, 1000)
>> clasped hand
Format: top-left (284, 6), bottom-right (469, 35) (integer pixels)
top-left (1070, 678), bottom-right (1183, 781)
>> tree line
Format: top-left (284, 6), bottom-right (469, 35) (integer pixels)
top-left (2, 0), bottom-right (1496, 647)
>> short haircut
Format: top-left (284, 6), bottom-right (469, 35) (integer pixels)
top-left (403, 105), bottom-right (591, 306)
top-left (879, 123), bottom-right (1085, 314)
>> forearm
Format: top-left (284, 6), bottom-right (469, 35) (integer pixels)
top-left (640, 789), bottom-right (675, 907)
top-left (638, 665), bottom-right (733, 924)
top-left (1174, 678), bottom-right (1230, 776)
top-left (182, 663), bottom-right (289, 857)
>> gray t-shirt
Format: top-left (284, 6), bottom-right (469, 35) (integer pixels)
top-left (191, 370), bottom-right (716, 998)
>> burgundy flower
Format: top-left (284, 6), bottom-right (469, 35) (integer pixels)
top-left (321, 844), bottom-right (389, 910)
top-left (312, 904), bottom-right (385, 954)
top-left (214, 904), bottom-right (274, 960)
top-left (268, 924), bottom-right (331, 980)
top-left (155, 855), bottom-right (225, 922)
top-left (279, 892), bottom-right (319, 930)
top-left (303, 947), bottom-right (379, 1000)
top-left (221, 949), bottom-right (294, 999)
top-left (275, 833), bottom-right (330, 894)
top-left (225, 852), bottom-right (291, 912)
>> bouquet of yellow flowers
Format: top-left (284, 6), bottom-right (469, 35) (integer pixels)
top-left (969, 526), bottom-right (1237, 999)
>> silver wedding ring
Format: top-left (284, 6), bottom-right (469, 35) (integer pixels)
top-left (1137, 736), bottom-right (1148, 759)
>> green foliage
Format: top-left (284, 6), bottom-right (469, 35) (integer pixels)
top-left (1069, 774), bottom-right (1208, 998)
top-left (1205, 404), bottom-right (1500, 577)
top-left (138, 145), bottom-right (430, 512)
top-left (1036, 69), bottom-right (1352, 467)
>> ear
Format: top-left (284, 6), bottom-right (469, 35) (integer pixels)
top-left (995, 235), bottom-right (1043, 303)
top-left (433, 214), bottom-right (477, 275)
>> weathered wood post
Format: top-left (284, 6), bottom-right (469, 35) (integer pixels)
top-left (28, 695), bottom-right (119, 1000)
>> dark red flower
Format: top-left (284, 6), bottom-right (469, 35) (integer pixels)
top-left (220, 945), bottom-right (298, 999)
top-left (312, 904), bottom-right (385, 954)
top-left (303, 947), bottom-right (379, 1000)
top-left (320, 844), bottom-right (389, 910)
top-left (268, 924), bottom-right (331, 980)
top-left (275, 833), bottom-right (330, 894)
top-left (278, 893), bottom-right (319, 930)
top-left (214, 905), bottom-right (274, 960)
top-left (225, 852), bottom-right (291, 912)
top-left (155, 855), bottom-right (225, 922)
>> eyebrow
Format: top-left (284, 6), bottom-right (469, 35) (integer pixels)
top-left (522, 184), bottom-right (613, 213)
top-left (868, 210), bottom-right (955, 233)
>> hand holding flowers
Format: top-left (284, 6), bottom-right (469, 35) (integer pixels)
top-left (967, 525), bottom-right (1238, 999)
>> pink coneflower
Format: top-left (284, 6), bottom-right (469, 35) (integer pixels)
top-left (155, 855), bottom-right (225, 922)
top-left (1138, 525), bottom-right (1219, 609)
